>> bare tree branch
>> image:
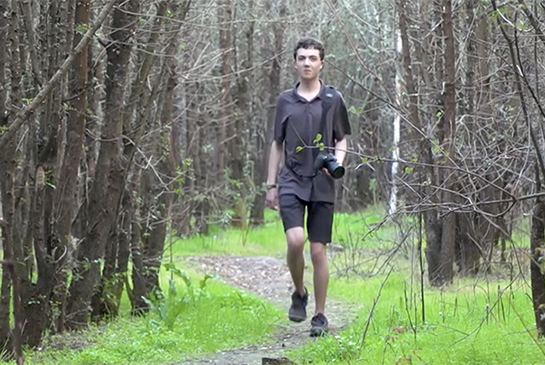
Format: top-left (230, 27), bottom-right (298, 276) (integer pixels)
top-left (0, 0), bottom-right (118, 155)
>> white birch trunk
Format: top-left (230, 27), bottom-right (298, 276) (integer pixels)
top-left (389, 31), bottom-right (403, 216)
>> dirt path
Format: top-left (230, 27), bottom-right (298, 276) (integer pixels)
top-left (180, 255), bottom-right (359, 365)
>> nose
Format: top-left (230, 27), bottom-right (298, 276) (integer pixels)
top-left (304, 58), bottom-right (311, 66)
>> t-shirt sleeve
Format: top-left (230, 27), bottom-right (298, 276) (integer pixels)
top-left (273, 95), bottom-right (287, 144)
top-left (333, 93), bottom-right (351, 141)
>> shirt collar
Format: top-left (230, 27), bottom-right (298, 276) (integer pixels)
top-left (291, 79), bottom-right (324, 102)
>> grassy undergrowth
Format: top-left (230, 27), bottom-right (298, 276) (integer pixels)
top-left (9, 206), bottom-right (542, 364)
top-left (290, 274), bottom-right (544, 364)
top-left (169, 205), bottom-right (390, 257)
top-left (170, 206), bottom-right (543, 364)
top-left (18, 269), bottom-right (282, 365)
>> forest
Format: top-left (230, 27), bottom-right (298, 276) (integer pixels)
top-left (1, 0), bottom-right (545, 364)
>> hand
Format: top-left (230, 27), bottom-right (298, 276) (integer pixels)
top-left (321, 167), bottom-right (331, 177)
top-left (322, 160), bottom-right (343, 178)
top-left (265, 187), bottom-right (279, 210)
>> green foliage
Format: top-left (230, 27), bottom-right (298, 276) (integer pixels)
top-left (12, 208), bottom-right (539, 365)
top-left (313, 133), bottom-right (325, 151)
top-left (170, 209), bottom-right (287, 255)
top-left (289, 274), bottom-right (545, 365)
top-left (348, 105), bottom-right (363, 116)
top-left (75, 22), bottom-right (89, 35)
top-left (142, 264), bottom-right (214, 331)
top-left (20, 272), bottom-right (281, 365)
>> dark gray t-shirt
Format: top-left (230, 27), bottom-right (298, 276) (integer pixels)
top-left (273, 82), bottom-right (351, 203)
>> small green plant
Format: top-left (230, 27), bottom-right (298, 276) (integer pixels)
top-left (142, 264), bottom-right (214, 330)
top-left (314, 133), bottom-right (325, 151)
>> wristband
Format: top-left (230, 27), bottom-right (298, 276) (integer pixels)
top-left (266, 184), bottom-right (278, 190)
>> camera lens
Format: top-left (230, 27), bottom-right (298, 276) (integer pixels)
top-left (328, 162), bottom-right (345, 179)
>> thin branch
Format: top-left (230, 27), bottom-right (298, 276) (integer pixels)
top-left (360, 266), bottom-right (393, 347)
top-left (517, 0), bottom-right (545, 48)
top-left (490, 0), bottom-right (545, 179)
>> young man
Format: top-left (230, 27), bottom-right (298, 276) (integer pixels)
top-left (265, 38), bottom-right (351, 337)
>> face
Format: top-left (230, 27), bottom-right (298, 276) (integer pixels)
top-left (294, 48), bottom-right (323, 81)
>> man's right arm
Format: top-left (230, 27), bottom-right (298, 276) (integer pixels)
top-left (266, 93), bottom-right (286, 209)
top-left (265, 141), bottom-right (282, 210)
top-left (266, 141), bottom-right (282, 187)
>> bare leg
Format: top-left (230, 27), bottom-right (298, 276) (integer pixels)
top-left (310, 242), bottom-right (328, 314)
top-left (286, 227), bottom-right (306, 295)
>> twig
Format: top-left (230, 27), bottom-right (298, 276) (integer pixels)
top-left (490, 0), bottom-right (545, 179)
top-left (360, 266), bottom-right (393, 347)
top-left (418, 205), bottom-right (425, 324)
top-left (509, 298), bottom-right (545, 357)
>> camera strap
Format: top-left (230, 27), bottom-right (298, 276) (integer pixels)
top-left (286, 86), bottom-right (336, 179)
top-left (315, 86), bottom-right (335, 161)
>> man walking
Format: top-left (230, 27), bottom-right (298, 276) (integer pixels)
top-left (265, 38), bottom-right (351, 337)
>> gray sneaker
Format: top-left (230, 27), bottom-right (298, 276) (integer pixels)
top-left (310, 313), bottom-right (329, 337)
top-left (288, 287), bottom-right (308, 322)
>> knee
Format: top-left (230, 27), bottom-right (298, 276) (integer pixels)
top-left (310, 244), bottom-right (327, 264)
top-left (286, 229), bottom-right (305, 252)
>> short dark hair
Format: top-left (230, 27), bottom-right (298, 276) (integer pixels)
top-left (293, 38), bottom-right (325, 61)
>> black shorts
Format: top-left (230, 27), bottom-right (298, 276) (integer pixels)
top-left (279, 194), bottom-right (334, 244)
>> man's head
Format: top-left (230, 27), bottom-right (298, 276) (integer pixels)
top-left (293, 38), bottom-right (324, 82)
top-left (293, 38), bottom-right (325, 61)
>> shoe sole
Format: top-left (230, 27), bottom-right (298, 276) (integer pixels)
top-left (288, 314), bottom-right (307, 322)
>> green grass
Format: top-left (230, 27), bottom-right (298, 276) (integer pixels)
top-left (289, 273), bottom-right (544, 365)
top-left (169, 205), bottom-right (543, 365)
top-left (168, 210), bottom-right (287, 257)
top-left (168, 205), bottom-right (392, 258)
top-left (7, 205), bottom-right (542, 365)
top-left (16, 270), bottom-right (282, 365)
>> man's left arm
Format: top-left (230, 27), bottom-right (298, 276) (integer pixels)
top-left (334, 137), bottom-right (348, 165)
top-left (332, 92), bottom-right (351, 165)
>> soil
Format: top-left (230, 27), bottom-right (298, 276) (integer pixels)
top-left (179, 254), bottom-right (359, 365)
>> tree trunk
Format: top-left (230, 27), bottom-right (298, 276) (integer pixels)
top-left (250, 0), bottom-right (286, 226)
top-left (0, 165), bottom-right (15, 355)
top-left (1, 4), bottom-right (23, 347)
top-left (436, 0), bottom-right (457, 285)
top-left (0, 238), bottom-right (10, 354)
top-left (0, 0), bottom-right (9, 351)
top-left (139, 169), bottom-right (167, 295)
top-left (531, 174), bottom-right (545, 336)
top-left (1, 1), bottom-right (24, 357)
top-left (193, 82), bottom-right (212, 235)
top-left (218, 0), bottom-right (245, 227)
top-left (51, 0), bottom-right (90, 333)
top-left (92, 1), bottom-right (168, 320)
top-left (455, 213), bottom-right (481, 275)
top-left (398, 0), bottom-right (442, 284)
top-left (130, 170), bottom-right (148, 314)
top-left (66, 0), bottom-right (140, 330)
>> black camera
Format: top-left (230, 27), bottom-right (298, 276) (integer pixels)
top-left (314, 153), bottom-right (345, 179)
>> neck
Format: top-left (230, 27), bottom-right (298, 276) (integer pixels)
top-left (298, 78), bottom-right (321, 93)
